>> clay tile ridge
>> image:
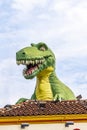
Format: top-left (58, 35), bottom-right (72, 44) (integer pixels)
top-left (0, 99), bottom-right (87, 117)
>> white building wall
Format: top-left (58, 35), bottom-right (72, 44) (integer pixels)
top-left (0, 123), bottom-right (87, 130)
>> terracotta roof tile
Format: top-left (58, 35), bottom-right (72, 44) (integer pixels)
top-left (0, 100), bottom-right (87, 117)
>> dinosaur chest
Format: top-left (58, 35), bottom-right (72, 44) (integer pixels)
top-left (36, 77), bottom-right (53, 100)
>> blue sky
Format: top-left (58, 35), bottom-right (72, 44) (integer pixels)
top-left (0, 0), bottom-right (87, 107)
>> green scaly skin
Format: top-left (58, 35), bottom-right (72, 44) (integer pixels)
top-left (16, 42), bottom-right (76, 104)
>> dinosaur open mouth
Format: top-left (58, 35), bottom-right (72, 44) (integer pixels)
top-left (16, 59), bottom-right (45, 77)
top-left (23, 64), bottom-right (38, 77)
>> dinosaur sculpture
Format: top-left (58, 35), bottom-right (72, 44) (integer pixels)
top-left (16, 42), bottom-right (76, 104)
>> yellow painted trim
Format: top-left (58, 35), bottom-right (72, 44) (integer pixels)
top-left (0, 114), bottom-right (87, 125)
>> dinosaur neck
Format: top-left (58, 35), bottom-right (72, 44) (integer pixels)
top-left (35, 66), bottom-right (54, 100)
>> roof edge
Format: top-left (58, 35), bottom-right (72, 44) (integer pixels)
top-left (0, 114), bottom-right (87, 125)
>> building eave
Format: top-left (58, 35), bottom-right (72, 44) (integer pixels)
top-left (0, 114), bottom-right (87, 125)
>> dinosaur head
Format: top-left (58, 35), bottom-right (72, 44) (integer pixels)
top-left (16, 42), bottom-right (55, 79)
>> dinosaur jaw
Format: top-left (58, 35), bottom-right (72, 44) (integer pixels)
top-left (16, 59), bottom-right (45, 79)
top-left (23, 63), bottom-right (40, 79)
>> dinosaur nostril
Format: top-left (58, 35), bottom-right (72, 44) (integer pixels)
top-left (22, 52), bottom-right (25, 55)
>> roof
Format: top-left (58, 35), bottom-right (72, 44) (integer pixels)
top-left (0, 99), bottom-right (87, 117)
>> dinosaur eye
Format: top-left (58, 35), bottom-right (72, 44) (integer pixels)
top-left (39, 46), bottom-right (46, 51)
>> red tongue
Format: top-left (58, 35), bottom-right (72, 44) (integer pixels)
top-left (26, 68), bottom-right (33, 75)
top-left (26, 65), bottom-right (37, 75)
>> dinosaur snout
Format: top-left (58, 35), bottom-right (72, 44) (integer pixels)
top-left (16, 51), bottom-right (26, 61)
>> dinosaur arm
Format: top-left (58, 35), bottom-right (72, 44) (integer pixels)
top-left (16, 92), bottom-right (36, 104)
top-left (16, 98), bottom-right (28, 104)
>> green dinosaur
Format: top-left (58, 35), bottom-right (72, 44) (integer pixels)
top-left (16, 42), bottom-right (76, 104)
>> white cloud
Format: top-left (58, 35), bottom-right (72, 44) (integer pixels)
top-left (49, 0), bottom-right (87, 33)
top-left (0, 58), bottom-right (15, 71)
top-left (0, 58), bottom-right (35, 107)
top-left (12, 0), bottom-right (48, 12)
top-left (37, 14), bottom-right (51, 20)
top-left (55, 43), bottom-right (87, 61)
top-left (10, 0), bottom-right (49, 23)
top-left (0, 0), bottom-right (87, 107)
top-left (56, 63), bottom-right (87, 99)
top-left (50, 0), bottom-right (71, 12)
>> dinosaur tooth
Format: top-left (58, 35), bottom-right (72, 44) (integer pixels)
top-left (42, 59), bottom-right (45, 62)
top-left (20, 60), bottom-right (24, 64)
top-left (26, 60), bottom-right (29, 65)
top-left (24, 73), bottom-right (27, 77)
top-left (35, 60), bottom-right (38, 64)
top-left (32, 61), bottom-right (35, 65)
top-left (38, 64), bottom-right (41, 68)
top-left (34, 66), bottom-right (37, 70)
top-left (30, 60), bottom-right (32, 64)
top-left (32, 69), bottom-right (34, 73)
top-left (20, 60), bottom-right (23, 64)
top-left (37, 60), bottom-right (40, 64)
top-left (25, 60), bottom-right (27, 64)
top-left (22, 60), bottom-right (25, 64)
top-left (39, 60), bottom-right (42, 63)
top-left (23, 68), bottom-right (26, 73)
top-left (41, 59), bottom-right (43, 63)
top-left (28, 60), bottom-right (30, 64)
top-left (16, 61), bottom-right (21, 65)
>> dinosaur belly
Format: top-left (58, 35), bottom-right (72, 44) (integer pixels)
top-left (36, 78), bottom-right (53, 100)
